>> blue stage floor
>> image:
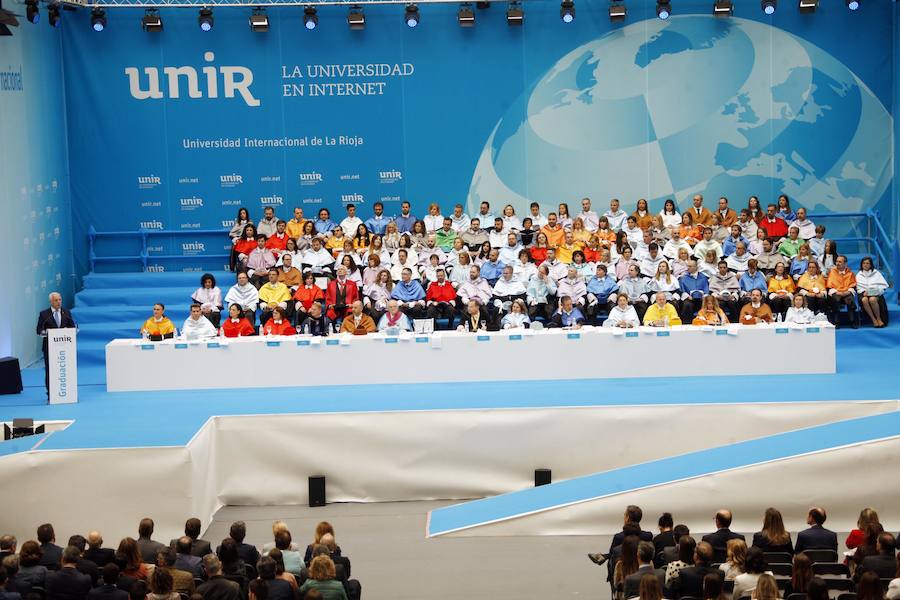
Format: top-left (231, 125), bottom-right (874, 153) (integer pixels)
top-left (1, 326), bottom-right (897, 453)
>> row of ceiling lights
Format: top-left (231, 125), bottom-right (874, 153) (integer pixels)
top-left (23, 0), bottom-right (864, 31)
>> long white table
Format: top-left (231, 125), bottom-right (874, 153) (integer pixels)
top-left (105, 324), bottom-right (835, 392)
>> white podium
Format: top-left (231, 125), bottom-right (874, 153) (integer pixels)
top-left (48, 328), bottom-right (78, 404)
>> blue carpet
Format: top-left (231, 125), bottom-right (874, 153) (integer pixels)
top-left (426, 410), bottom-right (900, 536)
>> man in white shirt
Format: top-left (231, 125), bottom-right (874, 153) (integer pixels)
top-left (182, 303), bottom-right (217, 339)
top-left (662, 229), bottom-right (692, 260)
top-left (300, 236), bottom-right (335, 276)
top-left (492, 265), bottom-right (527, 315)
top-left (457, 265), bottom-right (493, 309)
top-left (256, 206), bottom-right (279, 238)
top-left (488, 218), bottom-right (507, 248)
top-left (339, 204), bottom-right (363, 237)
top-left (224, 272), bottom-right (260, 324)
top-left (390, 248), bottom-right (421, 281)
top-left (640, 243), bottom-right (666, 277)
top-left (693, 227), bottom-right (724, 261)
top-left (790, 207), bottom-right (817, 240)
top-left (603, 198), bottom-right (628, 232)
top-left (528, 202), bottom-right (547, 228)
top-left (737, 209), bottom-right (759, 240)
top-left (498, 233), bottom-right (524, 265)
top-left (449, 204), bottom-right (471, 232)
top-left (543, 248), bottom-right (569, 281)
top-left (476, 202), bottom-right (495, 230)
top-left (725, 241), bottom-right (751, 274)
top-left (633, 230), bottom-right (655, 261)
top-left (578, 197), bottom-right (600, 232)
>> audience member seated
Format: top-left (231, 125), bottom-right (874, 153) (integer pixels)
top-left (665, 534), bottom-right (695, 589)
top-left (377, 300), bottom-right (412, 333)
top-left (703, 572), bottom-right (729, 600)
top-left (272, 532), bottom-right (303, 578)
top-left (300, 303), bottom-right (331, 336)
top-left (702, 509), bottom-right (746, 564)
top-left (500, 299), bottom-right (531, 329)
top-left (859, 532), bottom-right (897, 579)
top-left (214, 539), bottom-right (246, 584)
top-left (719, 539), bottom-right (747, 581)
top-left (221, 304), bottom-right (254, 338)
top-left (196, 556), bottom-right (241, 600)
top-left (255, 558), bottom-right (292, 600)
top-left (827, 255), bottom-right (858, 328)
top-left (624, 542), bottom-right (666, 599)
top-left (115, 539), bottom-right (147, 582)
top-left (87, 565), bottom-right (128, 600)
top-left (424, 268), bottom-right (456, 328)
top-left (339, 301), bottom-right (376, 335)
top-left (182, 304), bottom-right (217, 340)
top-left (140, 304), bottom-right (175, 341)
top-left (457, 300), bottom-right (489, 332)
top-left (856, 572), bottom-right (884, 600)
top-left (766, 263), bottom-right (795, 319)
top-left (192, 274), bottom-right (223, 328)
top-left (224, 273), bottom-right (260, 326)
top-left (796, 262), bottom-right (828, 315)
top-left (265, 550), bottom-right (295, 591)
top-left (643, 292), bottom-right (682, 327)
top-left (298, 556), bottom-right (348, 600)
top-left (135, 521), bottom-right (164, 573)
top-left (751, 507), bottom-right (794, 554)
top-left (82, 534), bottom-right (114, 570)
top-left (739, 290), bottom-right (774, 325)
top-left (261, 307), bottom-right (294, 336)
top-left (603, 293), bottom-right (640, 329)
top-left (739, 260), bottom-right (768, 305)
top-left (147, 567), bottom-right (178, 600)
top-left (782, 553), bottom-right (812, 597)
top-left (171, 538), bottom-right (202, 579)
top-left (65, 536), bottom-right (98, 586)
top-left (675, 542), bottom-right (723, 599)
top-left (751, 573), bottom-right (779, 600)
top-left (549, 295), bottom-right (585, 329)
top-left (259, 270), bottom-right (292, 325)
top-left (692, 295), bottom-right (729, 326)
top-left (857, 256), bottom-right (888, 328)
top-left (45, 546), bottom-right (92, 600)
top-left (246, 235), bottom-right (277, 288)
top-left (301, 237), bottom-right (336, 278)
top-left (155, 549), bottom-right (194, 597)
top-left (171, 520), bottom-right (211, 559)
top-left (794, 507), bottom-right (837, 554)
top-left (731, 548), bottom-right (772, 600)
top-left (390, 269), bottom-right (426, 319)
top-left (492, 266), bottom-right (528, 316)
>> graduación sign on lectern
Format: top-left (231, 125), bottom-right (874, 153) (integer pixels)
top-left (48, 328), bottom-right (78, 404)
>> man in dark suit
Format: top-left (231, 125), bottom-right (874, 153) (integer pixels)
top-left (859, 533), bottom-right (897, 579)
top-left (701, 510), bottom-right (745, 563)
top-left (0, 537), bottom-right (16, 563)
top-left (653, 513), bottom-right (676, 554)
top-left (45, 546), bottom-right (92, 600)
top-left (170, 519), bottom-right (212, 558)
top-left (83, 533), bottom-right (115, 568)
top-left (2, 556), bottom-right (32, 597)
top-left (0, 566), bottom-right (23, 600)
top-left (197, 556), bottom-right (242, 600)
top-left (87, 564), bottom-right (128, 600)
top-left (38, 524), bottom-right (64, 571)
top-left (215, 522), bottom-right (259, 569)
top-left (588, 505), bottom-right (654, 566)
top-left (136, 519), bottom-right (164, 567)
top-left (256, 557), bottom-right (292, 600)
top-left (173, 538), bottom-right (203, 580)
top-left (65, 536), bottom-right (99, 587)
top-left (674, 542), bottom-right (723, 599)
top-left (624, 542), bottom-right (667, 599)
top-left (658, 525), bottom-right (690, 567)
top-left (36, 292), bottom-right (77, 397)
top-left (795, 507), bottom-right (838, 554)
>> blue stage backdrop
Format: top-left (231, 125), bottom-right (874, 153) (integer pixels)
top-left (61, 0), bottom-right (894, 274)
top-left (0, 19), bottom-right (74, 365)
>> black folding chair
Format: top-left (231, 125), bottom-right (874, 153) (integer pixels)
top-left (813, 563), bottom-right (851, 578)
top-left (764, 552), bottom-right (794, 565)
top-left (803, 550), bottom-right (838, 564)
top-left (771, 563), bottom-right (793, 577)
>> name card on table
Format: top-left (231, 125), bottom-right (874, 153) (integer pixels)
top-left (325, 339), bottom-right (340, 346)
top-left (415, 336), bottom-right (429, 343)
top-left (297, 339), bottom-right (311, 347)
top-left (567, 332), bottom-right (581, 340)
top-left (384, 337), bottom-right (399, 344)
top-left (174, 343), bottom-right (188, 349)
top-left (656, 331), bottom-right (670, 337)
top-left (775, 328), bottom-right (789, 335)
top-left (508, 334), bottom-right (523, 341)
top-left (140, 344), bottom-right (155, 351)
top-left (806, 327), bottom-right (821, 334)
top-left (625, 331), bottom-right (639, 338)
top-left (206, 341), bottom-right (221, 348)
top-left (476, 335), bottom-right (490, 342)
top-left (715, 329), bottom-right (728, 336)
top-left (266, 340), bottom-right (282, 347)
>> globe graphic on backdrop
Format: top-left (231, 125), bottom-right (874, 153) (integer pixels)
top-left (466, 15), bottom-right (892, 218)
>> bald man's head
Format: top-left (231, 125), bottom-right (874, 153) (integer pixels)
top-left (715, 509), bottom-right (733, 529)
top-left (87, 531), bottom-right (103, 549)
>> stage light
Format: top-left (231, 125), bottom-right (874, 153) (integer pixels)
top-left (656, 0), bottom-right (670, 19)
top-left (798, 0), bottom-right (817, 12)
top-left (90, 8), bottom-right (105, 30)
top-left (347, 5), bottom-right (365, 29)
top-left (845, 0), bottom-right (859, 9)
top-left (457, 3), bottom-right (475, 26)
top-left (26, 0), bottom-right (39, 24)
top-left (303, 6), bottom-right (317, 29)
top-left (761, 0), bottom-right (775, 13)
top-left (506, 1), bottom-right (523, 25)
top-left (713, 0), bottom-right (732, 17)
top-left (48, 3), bottom-right (60, 27)
top-left (198, 8), bottom-right (213, 31)
top-left (249, 8), bottom-right (268, 31)
top-left (404, 4), bottom-right (419, 27)
top-left (608, 1), bottom-right (626, 22)
top-left (560, 0), bottom-right (574, 23)
top-left (141, 8), bottom-right (162, 31)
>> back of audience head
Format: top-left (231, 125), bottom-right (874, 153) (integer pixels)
top-left (3, 555), bottom-right (20, 577)
top-left (311, 544), bottom-right (330, 559)
top-left (313, 522), bottom-right (334, 545)
top-left (703, 573), bottom-right (726, 600)
top-left (157, 547), bottom-right (176, 568)
top-left (857, 507), bottom-right (879, 531)
top-left (658, 512), bottom-right (673, 531)
top-left (270, 521), bottom-right (288, 538)
top-left (102, 563), bottom-right (119, 586)
top-left (806, 577), bottom-right (829, 600)
top-left (118, 538), bottom-right (142, 569)
top-left (256, 556), bottom-right (276, 580)
top-left (726, 538), bottom-right (747, 570)
top-left (639, 572), bottom-right (663, 600)
top-left (672, 524), bottom-right (690, 545)
top-left (218, 538), bottom-right (240, 566)
top-left (150, 565), bottom-right (174, 595)
top-left (175, 537), bottom-right (193, 555)
top-left (808, 507), bottom-right (827, 526)
top-left (67, 535), bottom-right (86, 554)
top-left (138, 518), bottom-right (154, 540)
top-left (761, 507), bottom-right (790, 545)
top-left (754, 574), bottom-right (779, 600)
top-left (620, 536), bottom-right (640, 577)
top-left (0, 536), bottom-right (15, 553)
top-left (715, 509), bottom-right (733, 529)
top-left (856, 571), bottom-right (883, 600)
top-left (877, 531), bottom-right (895, 555)
top-left (274, 531), bottom-right (292, 552)
top-left (184, 518), bottom-right (202, 539)
top-left (744, 547), bottom-right (767, 574)
top-left (678, 536), bottom-right (697, 565)
top-left (308, 555), bottom-right (336, 581)
top-left (319, 533), bottom-right (336, 552)
top-left (19, 541), bottom-right (42, 567)
top-left (637, 541), bottom-right (655, 566)
top-left (624, 505), bottom-right (643, 525)
top-left (61, 545), bottom-right (80, 566)
top-left (248, 579), bottom-right (267, 600)
top-left (695, 541), bottom-right (713, 566)
top-left (202, 554), bottom-right (222, 577)
top-left (37, 524), bottom-right (55, 545)
top-left (129, 580), bottom-right (148, 600)
top-left (266, 549), bottom-right (285, 575)
top-left (229, 522), bottom-right (247, 544)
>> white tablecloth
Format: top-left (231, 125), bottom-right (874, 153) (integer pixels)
top-left (105, 323), bottom-right (836, 392)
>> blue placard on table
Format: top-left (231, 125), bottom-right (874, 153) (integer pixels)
top-left (266, 340), bottom-right (282, 347)
top-left (508, 334), bottom-right (522, 341)
top-left (326, 339), bottom-right (339, 346)
top-left (625, 331), bottom-right (638, 338)
top-left (384, 337), bottom-right (398, 344)
top-left (174, 343), bottom-right (188, 349)
top-left (775, 328), bottom-right (789, 335)
top-left (140, 344), bottom-right (155, 351)
top-left (656, 331), bottom-right (670, 337)
top-left (806, 327), bottom-right (820, 334)
top-left (476, 335), bottom-right (490, 342)
top-left (715, 329), bottom-right (728, 336)
top-left (415, 336), bottom-right (429, 343)
top-left (206, 341), bottom-right (220, 348)
top-left (297, 339), bottom-right (311, 346)
top-left (567, 332), bottom-right (581, 340)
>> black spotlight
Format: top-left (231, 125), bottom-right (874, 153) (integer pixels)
top-left (506, 1), bottom-right (522, 25)
top-left (608, 1), bottom-right (625, 22)
top-left (560, 0), bottom-right (574, 23)
top-left (761, 0), bottom-right (776, 14)
top-left (656, 0), bottom-right (670, 19)
top-left (198, 7), bottom-right (213, 31)
top-left (347, 5), bottom-right (365, 29)
top-left (846, 0), bottom-right (859, 9)
top-left (303, 6), bottom-right (318, 29)
top-left (47, 3), bottom-right (60, 27)
top-left (798, 0), bottom-right (817, 12)
top-left (404, 4), bottom-right (419, 27)
top-left (249, 7), bottom-right (268, 31)
top-left (141, 8), bottom-right (162, 31)
top-left (458, 3), bottom-right (475, 26)
top-left (26, 0), bottom-right (39, 24)
top-left (90, 7), bottom-right (105, 31)
top-left (713, 0), bottom-right (733, 16)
